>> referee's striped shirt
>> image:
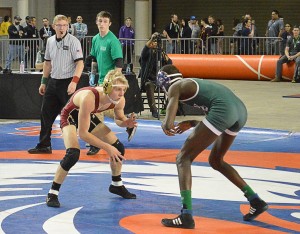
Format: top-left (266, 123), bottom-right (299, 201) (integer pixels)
top-left (44, 33), bottom-right (83, 79)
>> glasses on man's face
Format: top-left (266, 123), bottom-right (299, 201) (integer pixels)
top-left (55, 24), bottom-right (68, 28)
top-left (285, 25), bottom-right (291, 27)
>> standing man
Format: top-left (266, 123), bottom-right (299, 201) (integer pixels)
top-left (3, 15), bottom-right (25, 74)
top-left (24, 16), bottom-right (39, 71)
top-left (73, 15), bottom-right (88, 43)
top-left (265, 10), bottom-right (284, 55)
top-left (119, 17), bottom-right (135, 70)
top-left (87, 11), bottom-right (136, 155)
top-left (271, 25), bottom-right (300, 82)
top-left (163, 14), bottom-right (180, 54)
top-left (28, 14), bottom-right (84, 154)
top-left (39, 17), bottom-right (55, 50)
top-left (157, 64), bottom-right (268, 229)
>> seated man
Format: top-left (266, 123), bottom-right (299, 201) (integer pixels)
top-left (271, 25), bottom-right (300, 82)
top-left (139, 32), bottom-right (172, 118)
top-left (46, 70), bottom-right (137, 207)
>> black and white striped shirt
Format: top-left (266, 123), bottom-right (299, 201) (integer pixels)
top-left (44, 33), bottom-right (83, 79)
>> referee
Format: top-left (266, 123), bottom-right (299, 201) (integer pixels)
top-left (28, 14), bottom-right (84, 154)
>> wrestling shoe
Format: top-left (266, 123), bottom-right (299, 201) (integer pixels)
top-left (87, 146), bottom-right (100, 155)
top-left (109, 185), bottom-right (136, 199)
top-left (243, 198), bottom-right (268, 221)
top-left (126, 126), bottom-right (137, 142)
top-left (46, 193), bottom-right (60, 208)
top-left (28, 146), bottom-right (52, 154)
top-left (161, 213), bottom-right (195, 229)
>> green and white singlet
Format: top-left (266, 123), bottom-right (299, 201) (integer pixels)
top-left (180, 79), bottom-right (247, 136)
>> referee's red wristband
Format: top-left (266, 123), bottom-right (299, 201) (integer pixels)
top-left (72, 75), bottom-right (80, 84)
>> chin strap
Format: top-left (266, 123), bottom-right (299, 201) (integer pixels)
top-left (106, 94), bottom-right (120, 105)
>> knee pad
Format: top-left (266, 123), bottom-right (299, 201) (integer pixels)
top-left (60, 148), bottom-right (80, 171)
top-left (112, 139), bottom-right (125, 160)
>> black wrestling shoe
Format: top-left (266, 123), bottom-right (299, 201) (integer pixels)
top-left (161, 213), bottom-right (195, 229)
top-left (28, 146), bottom-right (52, 154)
top-left (109, 185), bottom-right (136, 199)
top-left (243, 198), bottom-right (268, 221)
top-left (126, 126), bottom-right (137, 142)
top-left (46, 193), bottom-right (60, 208)
top-left (87, 146), bottom-right (100, 155)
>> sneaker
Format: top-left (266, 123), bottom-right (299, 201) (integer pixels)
top-left (152, 110), bottom-right (159, 118)
top-left (87, 146), bottom-right (100, 155)
top-left (243, 198), bottom-right (268, 221)
top-left (161, 213), bottom-right (195, 229)
top-left (126, 126), bottom-right (137, 142)
top-left (109, 184), bottom-right (136, 199)
top-left (3, 68), bottom-right (12, 74)
top-left (46, 193), bottom-right (60, 208)
top-left (28, 146), bottom-right (52, 154)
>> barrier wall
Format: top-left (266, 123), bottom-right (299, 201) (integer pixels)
top-left (168, 54), bottom-right (295, 81)
top-left (0, 73), bottom-right (143, 119)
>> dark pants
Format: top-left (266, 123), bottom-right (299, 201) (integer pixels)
top-left (276, 55), bottom-right (300, 79)
top-left (122, 44), bottom-right (134, 64)
top-left (144, 81), bottom-right (157, 113)
top-left (37, 78), bottom-right (72, 148)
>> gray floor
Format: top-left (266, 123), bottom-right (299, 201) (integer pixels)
top-left (140, 80), bottom-right (300, 132)
top-left (1, 79), bottom-right (299, 133)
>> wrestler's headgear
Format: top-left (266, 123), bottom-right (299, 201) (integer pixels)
top-left (156, 70), bottom-right (183, 92)
top-left (103, 75), bottom-right (114, 94)
top-left (102, 70), bottom-right (129, 95)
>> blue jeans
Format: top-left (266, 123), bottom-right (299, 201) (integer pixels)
top-left (5, 44), bottom-right (25, 69)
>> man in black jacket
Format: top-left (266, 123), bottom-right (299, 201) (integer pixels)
top-left (3, 15), bottom-right (25, 74)
top-left (140, 32), bottom-right (172, 118)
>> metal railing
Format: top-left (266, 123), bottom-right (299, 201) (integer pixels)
top-left (0, 36), bottom-right (283, 72)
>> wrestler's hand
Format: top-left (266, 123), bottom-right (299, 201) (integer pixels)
top-left (106, 145), bottom-right (125, 164)
top-left (174, 120), bottom-right (192, 134)
top-left (124, 112), bottom-right (138, 128)
top-left (161, 122), bottom-right (176, 136)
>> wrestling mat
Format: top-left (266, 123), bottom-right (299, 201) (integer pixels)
top-left (0, 118), bottom-right (299, 233)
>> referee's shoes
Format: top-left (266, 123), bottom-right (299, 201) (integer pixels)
top-left (28, 146), bottom-right (52, 154)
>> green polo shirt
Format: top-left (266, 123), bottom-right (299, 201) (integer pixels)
top-left (90, 31), bottom-right (123, 84)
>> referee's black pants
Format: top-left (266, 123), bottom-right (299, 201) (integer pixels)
top-left (37, 78), bottom-right (72, 148)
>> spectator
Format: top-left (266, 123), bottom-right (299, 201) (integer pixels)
top-left (271, 25), bottom-right (300, 82)
top-left (163, 14), bottom-right (180, 54)
top-left (230, 17), bottom-right (241, 55)
top-left (119, 17), bottom-right (135, 68)
top-left (198, 18), bottom-right (211, 54)
top-left (3, 15), bottom-right (25, 74)
top-left (216, 19), bottom-right (224, 54)
top-left (39, 17), bottom-right (56, 50)
top-left (24, 16), bottom-right (39, 71)
top-left (0, 15), bottom-right (12, 59)
top-left (240, 18), bottom-right (254, 55)
top-left (73, 15), bottom-right (88, 42)
top-left (280, 23), bottom-right (292, 55)
top-left (265, 10), bottom-right (284, 55)
top-left (189, 16), bottom-right (200, 54)
top-left (208, 15), bottom-right (218, 54)
top-left (139, 32), bottom-right (172, 118)
top-left (66, 15), bottom-right (76, 36)
top-left (180, 18), bottom-right (192, 54)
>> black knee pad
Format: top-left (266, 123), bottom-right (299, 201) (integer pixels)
top-left (60, 148), bottom-right (80, 171)
top-left (112, 139), bottom-right (125, 160)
